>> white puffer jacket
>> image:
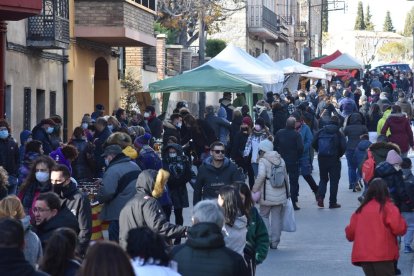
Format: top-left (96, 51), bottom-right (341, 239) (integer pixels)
top-left (252, 151), bottom-right (289, 206)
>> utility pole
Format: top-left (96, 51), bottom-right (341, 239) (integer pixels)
top-left (198, 10), bottom-right (206, 119)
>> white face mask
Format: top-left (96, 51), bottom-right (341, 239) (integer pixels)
top-left (81, 123), bottom-right (88, 129)
top-left (35, 172), bottom-right (50, 183)
top-left (176, 122), bottom-right (182, 128)
top-left (371, 91), bottom-right (375, 95)
top-left (144, 112), bottom-right (150, 118)
top-left (169, 153), bottom-right (177, 158)
top-left (254, 125), bottom-right (262, 131)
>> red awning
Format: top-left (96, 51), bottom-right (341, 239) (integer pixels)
top-left (311, 50), bottom-right (342, 68)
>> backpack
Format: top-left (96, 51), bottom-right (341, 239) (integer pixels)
top-left (267, 163), bottom-right (285, 188)
top-left (317, 131), bottom-right (338, 157)
top-left (361, 149), bottom-right (375, 183)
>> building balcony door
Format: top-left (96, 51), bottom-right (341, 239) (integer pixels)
top-left (94, 57), bottom-right (109, 116)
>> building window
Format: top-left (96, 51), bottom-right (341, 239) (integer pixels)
top-left (24, 88), bottom-right (31, 130)
top-left (36, 89), bottom-right (45, 123)
top-left (50, 91), bottom-right (56, 116)
top-left (131, 0), bottom-right (156, 11)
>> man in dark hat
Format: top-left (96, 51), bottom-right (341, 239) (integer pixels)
top-left (91, 104), bottom-right (105, 120)
top-left (31, 118), bottom-right (57, 155)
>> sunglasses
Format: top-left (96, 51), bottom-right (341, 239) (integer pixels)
top-left (213, 150), bottom-right (225, 154)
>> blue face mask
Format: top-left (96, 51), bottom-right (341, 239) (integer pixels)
top-left (0, 130), bottom-right (8, 139)
top-left (108, 125), bottom-right (114, 132)
top-left (105, 159), bottom-right (110, 167)
top-left (47, 127), bottom-right (54, 134)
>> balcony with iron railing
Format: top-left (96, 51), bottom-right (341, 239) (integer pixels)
top-left (27, 0), bottom-right (69, 49)
top-left (248, 5), bottom-right (289, 43)
top-left (294, 21), bottom-right (307, 41)
top-left (74, 0), bottom-right (157, 47)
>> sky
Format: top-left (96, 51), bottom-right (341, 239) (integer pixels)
top-left (328, 0), bottom-right (414, 33)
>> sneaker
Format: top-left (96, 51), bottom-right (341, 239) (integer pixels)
top-left (270, 243), bottom-right (278, 250)
top-left (329, 203), bottom-right (341, 209)
top-left (317, 198), bottom-right (324, 208)
top-left (404, 245), bottom-right (414, 253)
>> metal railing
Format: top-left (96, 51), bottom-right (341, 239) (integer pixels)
top-left (27, 0), bottom-right (69, 49)
top-left (248, 5), bottom-right (286, 36)
top-left (130, 0), bottom-right (156, 11)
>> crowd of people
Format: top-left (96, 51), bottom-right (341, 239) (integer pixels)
top-left (0, 67), bottom-right (413, 275)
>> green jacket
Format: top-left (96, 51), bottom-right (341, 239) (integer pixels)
top-left (376, 109), bottom-right (391, 136)
top-left (245, 207), bottom-right (269, 264)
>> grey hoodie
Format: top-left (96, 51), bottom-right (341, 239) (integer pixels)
top-left (222, 215), bottom-right (248, 256)
top-left (21, 216), bottom-right (42, 266)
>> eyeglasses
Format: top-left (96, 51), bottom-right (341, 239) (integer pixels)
top-left (213, 150), bottom-right (225, 154)
top-left (33, 207), bottom-right (51, 213)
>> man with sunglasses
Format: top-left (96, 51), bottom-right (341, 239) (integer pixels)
top-left (50, 164), bottom-right (92, 256)
top-left (193, 141), bottom-right (243, 205)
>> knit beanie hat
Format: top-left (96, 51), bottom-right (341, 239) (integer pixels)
top-left (258, 139), bottom-right (274, 152)
top-left (134, 133), bottom-right (152, 148)
top-left (386, 150), bottom-right (402, 165)
top-left (242, 116), bottom-right (252, 127)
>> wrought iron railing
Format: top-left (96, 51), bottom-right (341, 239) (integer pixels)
top-left (27, 0), bottom-right (69, 49)
top-left (130, 0), bottom-right (156, 11)
top-left (248, 5), bottom-right (289, 38)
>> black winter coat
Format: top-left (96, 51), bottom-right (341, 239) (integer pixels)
top-left (188, 119), bottom-right (217, 160)
top-left (230, 130), bottom-right (249, 162)
top-left (162, 144), bottom-right (191, 209)
top-left (93, 126), bottom-right (112, 177)
top-left (402, 168), bottom-right (414, 213)
top-left (274, 127), bottom-right (304, 165)
top-left (148, 117), bottom-right (163, 139)
top-left (32, 124), bottom-right (53, 155)
top-left (0, 248), bottom-right (48, 276)
top-left (58, 181), bottom-right (92, 256)
top-left (343, 113), bottom-right (368, 150)
top-left (119, 170), bottom-right (187, 249)
top-left (0, 136), bottom-right (19, 176)
top-left (172, 222), bottom-right (249, 276)
top-left (34, 204), bottom-right (79, 248)
top-left (312, 123), bottom-right (346, 161)
top-left (375, 162), bottom-right (410, 211)
top-left (272, 109), bottom-right (288, 137)
top-left (70, 138), bottom-right (94, 180)
top-left (193, 157), bottom-right (243, 205)
top-left (162, 121), bottom-right (181, 146)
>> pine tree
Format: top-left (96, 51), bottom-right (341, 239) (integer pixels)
top-left (383, 11), bottom-right (395, 32)
top-left (354, 1), bottom-right (365, 30)
top-left (365, 5), bottom-right (374, 31)
top-left (403, 7), bottom-right (414, 37)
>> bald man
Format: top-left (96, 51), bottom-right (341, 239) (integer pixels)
top-left (274, 117), bottom-right (304, 210)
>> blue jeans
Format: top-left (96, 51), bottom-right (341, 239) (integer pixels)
top-left (108, 220), bottom-right (119, 242)
top-left (346, 149), bottom-right (357, 188)
top-left (318, 158), bottom-right (341, 205)
top-left (286, 164), bottom-right (300, 203)
top-left (402, 212), bottom-right (414, 247)
top-left (8, 175), bottom-right (18, 195)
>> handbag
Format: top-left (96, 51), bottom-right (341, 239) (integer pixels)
top-left (282, 198), bottom-right (296, 232)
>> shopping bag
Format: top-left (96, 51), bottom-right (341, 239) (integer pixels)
top-left (282, 198), bottom-right (296, 232)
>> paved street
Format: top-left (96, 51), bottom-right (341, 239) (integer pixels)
top-left (181, 157), bottom-right (414, 276)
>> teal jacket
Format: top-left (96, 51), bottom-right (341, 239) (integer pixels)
top-left (245, 207), bottom-right (269, 264)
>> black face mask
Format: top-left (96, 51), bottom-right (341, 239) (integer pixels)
top-left (53, 184), bottom-right (64, 195)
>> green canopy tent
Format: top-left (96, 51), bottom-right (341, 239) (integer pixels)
top-left (149, 65), bottom-right (263, 114)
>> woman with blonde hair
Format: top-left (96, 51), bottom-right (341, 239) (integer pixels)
top-left (0, 195), bottom-right (42, 266)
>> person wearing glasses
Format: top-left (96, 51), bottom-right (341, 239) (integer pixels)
top-left (50, 164), bottom-right (92, 256)
top-left (193, 141), bottom-right (243, 205)
top-left (32, 192), bottom-right (79, 248)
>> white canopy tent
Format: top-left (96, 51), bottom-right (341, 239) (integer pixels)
top-left (322, 53), bottom-right (364, 70)
top-left (197, 44), bottom-right (285, 91)
top-left (302, 67), bottom-right (334, 80)
top-left (274, 58), bottom-right (312, 74)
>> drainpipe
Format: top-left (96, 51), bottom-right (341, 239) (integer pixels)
top-left (0, 21), bottom-right (7, 119)
top-left (62, 49), bottom-right (68, 142)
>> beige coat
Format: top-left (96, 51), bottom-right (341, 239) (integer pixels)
top-left (252, 151), bottom-right (289, 206)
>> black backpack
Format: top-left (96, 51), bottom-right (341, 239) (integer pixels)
top-left (317, 131), bottom-right (338, 157)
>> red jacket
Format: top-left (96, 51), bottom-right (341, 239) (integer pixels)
top-left (345, 199), bottom-right (407, 265)
top-left (381, 114), bottom-right (413, 153)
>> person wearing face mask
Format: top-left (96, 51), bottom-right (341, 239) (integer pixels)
top-left (31, 119), bottom-right (56, 155)
top-left (162, 144), bottom-right (191, 245)
top-left (96, 144), bottom-right (141, 242)
top-left (49, 115), bottom-right (63, 151)
top-left (18, 156), bottom-right (56, 219)
top-left (50, 164), bottom-right (91, 256)
top-left (232, 117), bottom-right (254, 188)
top-left (243, 118), bottom-right (270, 178)
top-left (92, 117), bottom-right (112, 178)
top-left (69, 127), bottom-right (95, 181)
top-left (162, 113), bottom-right (183, 146)
top-left (144, 105), bottom-right (163, 139)
top-left (0, 119), bottom-right (19, 195)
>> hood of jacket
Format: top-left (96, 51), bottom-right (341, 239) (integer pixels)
top-left (262, 151), bottom-right (283, 166)
top-left (375, 161), bottom-right (398, 178)
top-left (203, 156), bottom-right (232, 171)
top-left (162, 143), bottom-right (183, 156)
top-left (107, 153), bottom-right (131, 168)
top-left (19, 130), bottom-right (31, 145)
top-left (135, 169), bottom-right (169, 198)
top-left (381, 109), bottom-right (391, 120)
top-left (322, 124), bottom-right (340, 134)
top-left (49, 147), bottom-right (71, 170)
top-left (369, 142), bottom-right (401, 154)
top-left (186, 222), bottom-right (225, 249)
top-left (387, 113), bottom-right (407, 123)
top-left (123, 145), bottom-right (138, 160)
top-left (348, 113), bottom-right (363, 125)
top-left (217, 107), bottom-right (227, 119)
top-left (229, 215), bottom-right (247, 230)
top-left (357, 140), bottom-right (372, 151)
top-left (163, 120), bottom-right (176, 130)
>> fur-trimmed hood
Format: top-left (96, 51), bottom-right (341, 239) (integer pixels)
top-left (163, 120), bottom-right (176, 130)
top-left (136, 169), bottom-right (170, 198)
top-left (369, 142), bottom-right (401, 154)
